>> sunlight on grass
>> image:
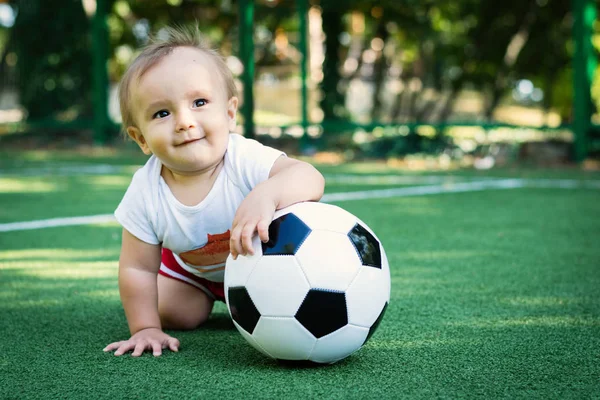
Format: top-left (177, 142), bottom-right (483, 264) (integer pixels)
top-left (94, 222), bottom-right (121, 229)
top-left (500, 296), bottom-right (584, 307)
top-left (366, 338), bottom-right (464, 350)
top-left (0, 285), bottom-right (118, 304)
top-left (87, 175), bottom-right (133, 188)
top-left (452, 316), bottom-right (600, 328)
top-left (0, 290), bottom-right (18, 299)
top-left (2, 262), bottom-right (117, 278)
top-left (358, 199), bottom-right (443, 217)
top-left (0, 248), bottom-right (120, 263)
top-left (3, 299), bottom-right (64, 308)
top-left (85, 289), bottom-right (120, 299)
top-left (0, 178), bottom-right (59, 193)
top-left (3, 281), bottom-right (90, 291)
top-left (400, 250), bottom-right (489, 261)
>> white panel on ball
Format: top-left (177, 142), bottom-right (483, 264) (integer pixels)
top-left (245, 256), bottom-right (310, 316)
top-left (309, 324), bottom-right (370, 363)
top-left (272, 205), bottom-right (294, 220)
top-left (381, 249), bottom-right (391, 300)
top-left (277, 202), bottom-right (358, 234)
top-left (253, 317), bottom-right (316, 360)
top-left (346, 266), bottom-right (390, 327)
top-left (232, 320), bottom-right (273, 358)
top-left (224, 236), bottom-right (262, 287)
top-left (295, 230), bottom-right (362, 292)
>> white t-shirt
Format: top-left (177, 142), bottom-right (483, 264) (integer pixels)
top-left (114, 134), bottom-right (284, 282)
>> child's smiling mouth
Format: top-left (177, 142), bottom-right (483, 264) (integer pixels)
top-left (177, 138), bottom-right (204, 146)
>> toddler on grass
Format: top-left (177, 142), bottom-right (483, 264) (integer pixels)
top-left (103, 26), bottom-right (325, 357)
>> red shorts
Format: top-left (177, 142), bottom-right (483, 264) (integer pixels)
top-left (159, 248), bottom-right (225, 302)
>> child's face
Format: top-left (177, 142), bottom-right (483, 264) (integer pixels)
top-left (127, 47), bottom-right (238, 176)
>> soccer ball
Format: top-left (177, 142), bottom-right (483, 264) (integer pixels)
top-left (224, 201), bottom-right (390, 364)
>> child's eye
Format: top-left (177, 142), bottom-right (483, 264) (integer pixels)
top-left (193, 99), bottom-right (208, 108)
top-left (152, 110), bottom-right (170, 119)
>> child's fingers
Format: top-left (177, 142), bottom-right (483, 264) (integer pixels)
top-left (151, 342), bottom-right (163, 357)
top-left (229, 226), bottom-right (240, 259)
top-left (131, 342), bottom-right (148, 357)
top-left (168, 338), bottom-right (180, 352)
top-left (257, 219), bottom-right (270, 243)
top-left (113, 342), bottom-right (136, 356)
top-left (229, 228), bottom-right (242, 260)
top-left (103, 341), bottom-right (124, 352)
top-left (241, 223), bottom-right (256, 256)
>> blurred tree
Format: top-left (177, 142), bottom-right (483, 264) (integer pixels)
top-left (12, 0), bottom-right (93, 120)
top-left (515, 0), bottom-right (580, 120)
top-left (1, 0), bottom-right (585, 145)
top-left (307, 0), bottom-right (577, 155)
top-left (418, 0), bottom-right (575, 122)
top-left (331, 0), bottom-right (575, 124)
top-left (320, 1), bottom-right (348, 122)
top-left (107, 0), bottom-right (237, 71)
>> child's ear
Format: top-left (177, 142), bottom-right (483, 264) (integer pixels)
top-left (126, 126), bottom-right (152, 155)
top-left (227, 97), bottom-right (238, 131)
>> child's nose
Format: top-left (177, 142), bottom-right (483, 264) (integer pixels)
top-left (175, 110), bottom-right (196, 132)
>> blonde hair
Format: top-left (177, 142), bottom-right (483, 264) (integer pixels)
top-left (119, 25), bottom-right (238, 133)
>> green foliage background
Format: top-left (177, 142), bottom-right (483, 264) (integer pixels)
top-left (1, 0), bottom-right (596, 140)
top-left (12, 0), bottom-right (92, 120)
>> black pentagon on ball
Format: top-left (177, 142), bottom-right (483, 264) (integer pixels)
top-left (348, 223), bottom-right (382, 268)
top-left (262, 213), bottom-right (311, 256)
top-left (363, 302), bottom-right (388, 345)
top-left (228, 287), bottom-right (261, 334)
top-left (295, 289), bottom-right (348, 338)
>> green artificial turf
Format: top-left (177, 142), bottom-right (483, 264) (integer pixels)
top-left (1, 151), bottom-right (599, 399)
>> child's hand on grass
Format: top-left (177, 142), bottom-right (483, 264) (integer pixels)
top-left (103, 327), bottom-right (180, 357)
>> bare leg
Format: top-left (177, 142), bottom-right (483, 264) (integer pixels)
top-left (157, 274), bottom-right (214, 330)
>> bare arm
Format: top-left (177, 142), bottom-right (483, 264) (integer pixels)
top-left (118, 228), bottom-right (162, 334)
top-left (230, 157), bottom-right (325, 258)
top-left (265, 156), bottom-right (325, 210)
top-left (103, 229), bottom-right (179, 356)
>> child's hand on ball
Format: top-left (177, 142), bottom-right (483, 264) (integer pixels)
top-left (230, 190), bottom-right (276, 260)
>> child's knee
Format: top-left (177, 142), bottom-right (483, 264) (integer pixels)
top-left (159, 303), bottom-right (212, 330)
top-left (160, 311), bottom-right (207, 330)
top-left (157, 276), bottom-right (215, 330)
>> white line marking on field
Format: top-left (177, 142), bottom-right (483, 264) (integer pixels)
top-left (522, 179), bottom-right (600, 189)
top-left (323, 174), bottom-right (498, 184)
top-left (0, 164), bottom-right (125, 177)
top-left (322, 179), bottom-right (523, 202)
top-left (0, 214), bottom-right (116, 232)
top-left (0, 178), bottom-right (598, 233)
